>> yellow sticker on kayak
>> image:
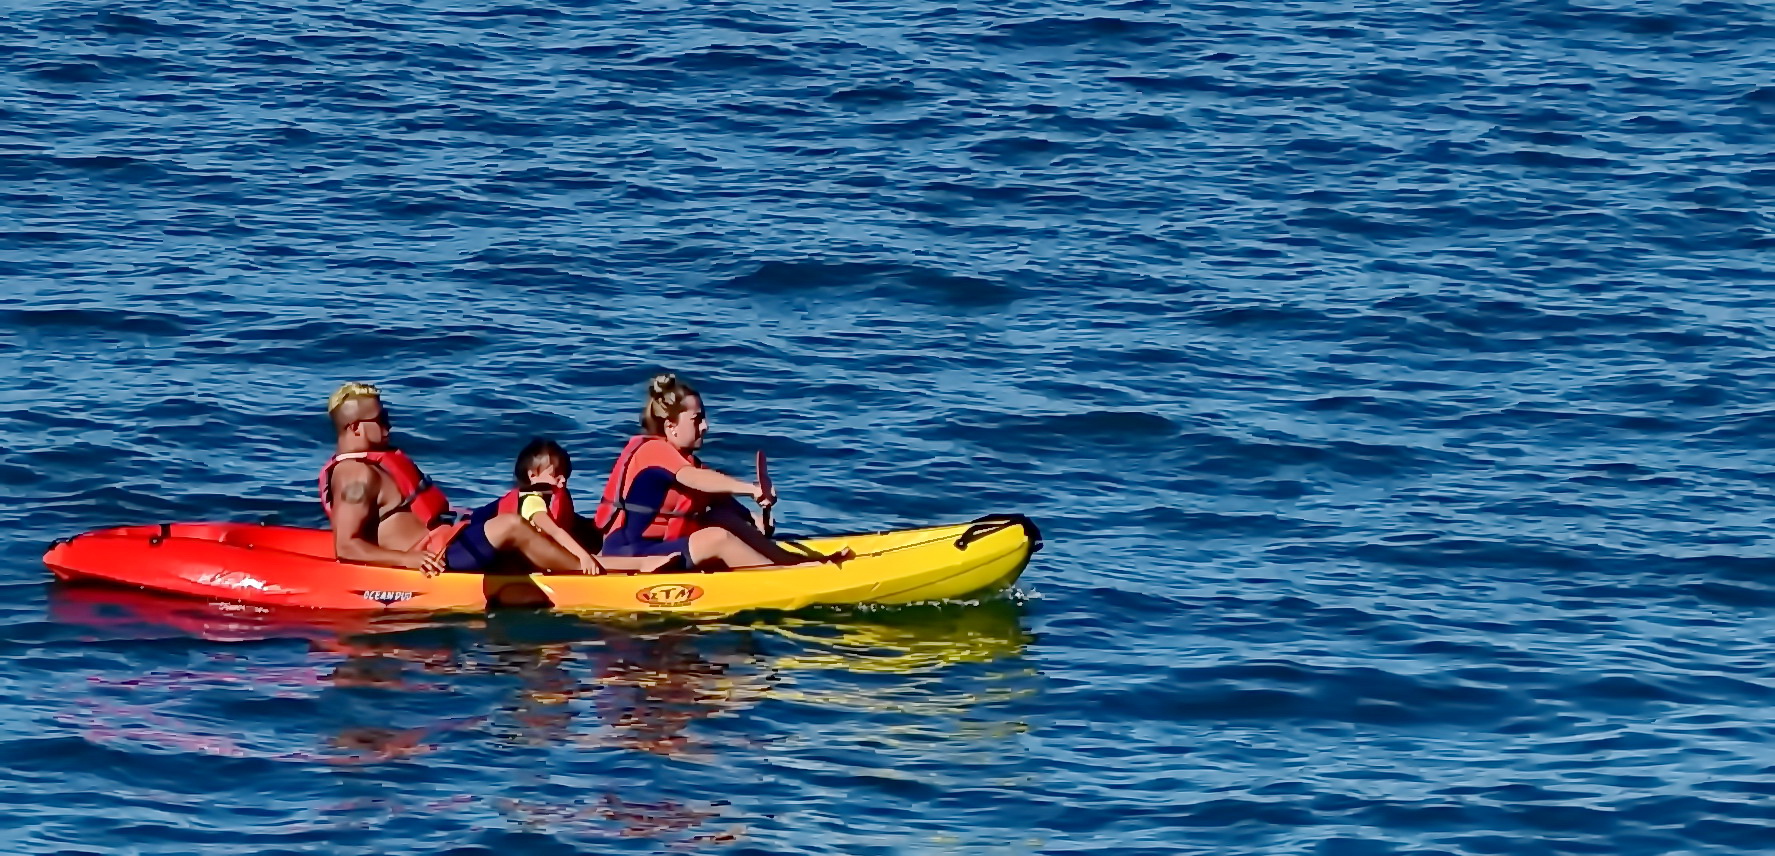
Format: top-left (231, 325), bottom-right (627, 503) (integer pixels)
top-left (636, 583), bottom-right (703, 607)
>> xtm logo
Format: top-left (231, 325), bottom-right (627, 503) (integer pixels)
top-left (635, 584), bottom-right (703, 607)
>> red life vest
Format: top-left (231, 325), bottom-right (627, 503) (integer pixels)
top-left (319, 449), bottom-right (452, 528)
top-left (593, 435), bottom-right (707, 540)
top-left (495, 483), bottom-right (574, 526)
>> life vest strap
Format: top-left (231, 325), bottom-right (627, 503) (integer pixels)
top-left (606, 496), bottom-right (694, 519)
top-left (383, 475), bottom-right (437, 524)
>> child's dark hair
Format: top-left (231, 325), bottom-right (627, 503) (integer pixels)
top-left (514, 437), bottom-right (570, 486)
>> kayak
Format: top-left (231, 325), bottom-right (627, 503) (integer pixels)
top-left (43, 515), bottom-right (1040, 614)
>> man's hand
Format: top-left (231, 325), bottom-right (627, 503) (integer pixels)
top-left (419, 550), bottom-right (447, 577)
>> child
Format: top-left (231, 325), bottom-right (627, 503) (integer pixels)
top-left (472, 438), bottom-right (602, 574)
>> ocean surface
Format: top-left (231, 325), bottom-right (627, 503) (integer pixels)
top-left (5, 0), bottom-right (1775, 852)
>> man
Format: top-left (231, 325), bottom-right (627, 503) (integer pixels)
top-left (320, 381), bottom-right (591, 576)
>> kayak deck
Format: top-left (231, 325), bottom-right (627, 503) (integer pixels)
top-left (43, 516), bottom-right (1040, 614)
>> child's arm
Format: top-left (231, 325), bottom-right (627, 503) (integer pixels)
top-left (529, 512), bottom-right (602, 574)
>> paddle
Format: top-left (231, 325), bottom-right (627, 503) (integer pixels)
top-left (755, 449), bottom-right (776, 539)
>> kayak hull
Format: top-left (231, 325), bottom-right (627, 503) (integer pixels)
top-left (42, 517), bottom-right (1040, 614)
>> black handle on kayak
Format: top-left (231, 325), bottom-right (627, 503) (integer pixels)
top-left (954, 514), bottom-right (1043, 553)
top-left (148, 523), bottom-right (171, 546)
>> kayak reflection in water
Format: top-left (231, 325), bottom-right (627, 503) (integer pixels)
top-left (592, 373), bottom-right (851, 571)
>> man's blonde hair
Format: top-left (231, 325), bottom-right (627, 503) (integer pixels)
top-left (327, 381), bottom-right (382, 415)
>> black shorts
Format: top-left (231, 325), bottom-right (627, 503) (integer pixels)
top-left (442, 513), bottom-right (500, 572)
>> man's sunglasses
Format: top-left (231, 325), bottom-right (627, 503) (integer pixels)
top-left (348, 411), bottom-right (390, 432)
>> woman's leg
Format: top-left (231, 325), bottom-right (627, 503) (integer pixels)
top-left (685, 526), bottom-right (780, 570)
top-left (701, 499), bottom-right (849, 565)
top-left (684, 525), bottom-right (846, 570)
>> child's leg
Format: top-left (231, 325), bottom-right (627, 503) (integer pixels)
top-left (480, 513), bottom-right (580, 571)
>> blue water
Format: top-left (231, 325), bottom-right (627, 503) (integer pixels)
top-left (6, 0), bottom-right (1775, 852)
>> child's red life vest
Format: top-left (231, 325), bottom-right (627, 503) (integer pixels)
top-left (495, 484), bottom-right (574, 526)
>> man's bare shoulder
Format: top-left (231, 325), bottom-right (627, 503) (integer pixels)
top-left (328, 458), bottom-right (383, 503)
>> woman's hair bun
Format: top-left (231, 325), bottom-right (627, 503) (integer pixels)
top-left (640, 373), bottom-right (698, 435)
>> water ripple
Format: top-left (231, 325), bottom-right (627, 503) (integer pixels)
top-left (5, 0), bottom-right (1775, 851)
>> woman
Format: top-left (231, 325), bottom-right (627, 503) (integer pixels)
top-left (593, 374), bottom-right (848, 569)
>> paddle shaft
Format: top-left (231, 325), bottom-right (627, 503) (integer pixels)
top-left (755, 450), bottom-right (775, 538)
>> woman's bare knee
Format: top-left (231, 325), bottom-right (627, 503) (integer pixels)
top-left (688, 528), bottom-right (736, 564)
top-left (689, 526), bottom-right (777, 569)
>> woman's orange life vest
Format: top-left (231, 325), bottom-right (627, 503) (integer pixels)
top-left (495, 484), bottom-right (574, 526)
top-left (319, 449), bottom-right (452, 528)
top-left (593, 436), bottom-right (708, 540)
